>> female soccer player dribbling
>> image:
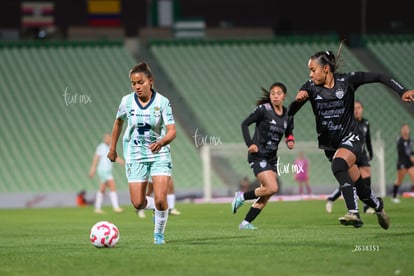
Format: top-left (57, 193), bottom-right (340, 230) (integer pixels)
top-left (107, 62), bottom-right (176, 244)
top-left (288, 43), bottom-right (414, 229)
top-left (232, 82), bottom-right (295, 230)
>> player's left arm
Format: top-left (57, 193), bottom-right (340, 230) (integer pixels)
top-left (285, 115), bottom-right (295, 150)
top-left (150, 124), bottom-right (176, 153)
top-left (88, 154), bottom-right (99, 178)
top-left (358, 72), bottom-right (414, 102)
top-left (150, 100), bottom-right (176, 153)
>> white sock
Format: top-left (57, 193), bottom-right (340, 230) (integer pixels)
top-left (154, 208), bottom-right (169, 234)
top-left (240, 192), bottom-right (245, 201)
top-left (145, 196), bottom-right (155, 209)
top-left (167, 194), bottom-right (175, 210)
top-left (95, 192), bottom-right (104, 210)
top-left (109, 191), bottom-right (120, 209)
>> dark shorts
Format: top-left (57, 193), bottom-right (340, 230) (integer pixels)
top-left (397, 160), bottom-right (414, 170)
top-left (248, 154), bottom-right (278, 176)
top-left (357, 151), bottom-right (370, 167)
top-left (324, 132), bottom-right (364, 163)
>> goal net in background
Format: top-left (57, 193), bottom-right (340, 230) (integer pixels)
top-left (200, 134), bottom-right (385, 202)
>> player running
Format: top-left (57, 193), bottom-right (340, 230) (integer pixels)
top-left (232, 82), bottom-right (295, 230)
top-left (288, 43), bottom-right (414, 229)
top-left (108, 62), bottom-right (176, 245)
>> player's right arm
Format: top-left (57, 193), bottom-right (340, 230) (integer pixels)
top-left (288, 90), bottom-right (309, 116)
top-left (108, 118), bottom-right (123, 162)
top-left (241, 106), bottom-right (261, 151)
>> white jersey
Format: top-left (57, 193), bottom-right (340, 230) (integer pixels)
top-left (116, 90), bottom-right (175, 163)
top-left (96, 142), bottom-right (113, 172)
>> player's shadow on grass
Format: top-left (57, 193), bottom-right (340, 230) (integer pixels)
top-left (168, 234), bottom-right (256, 244)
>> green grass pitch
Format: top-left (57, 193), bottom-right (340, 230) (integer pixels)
top-left (1, 197), bottom-right (413, 275)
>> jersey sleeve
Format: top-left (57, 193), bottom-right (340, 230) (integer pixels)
top-left (241, 106), bottom-right (262, 147)
top-left (351, 72), bottom-right (408, 97)
top-left (285, 115), bottom-right (294, 138)
top-left (162, 99), bottom-right (175, 125)
top-left (95, 144), bottom-right (101, 156)
top-left (287, 81), bottom-right (311, 116)
top-left (116, 95), bottom-right (128, 120)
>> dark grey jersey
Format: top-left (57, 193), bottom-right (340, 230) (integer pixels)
top-left (241, 104), bottom-right (293, 158)
top-left (289, 71), bottom-right (408, 151)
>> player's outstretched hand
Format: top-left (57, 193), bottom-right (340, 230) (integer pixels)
top-left (295, 90), bottom-right (309, 102)
top-left (402, 90), bottom-right (414, 102)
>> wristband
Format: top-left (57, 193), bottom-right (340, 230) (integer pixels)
top-left (285, 135), bottom-right (295, 143)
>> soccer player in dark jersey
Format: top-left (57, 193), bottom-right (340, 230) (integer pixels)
top-left (325, 100), bottom-right (375, 214)
top-left (391, 123), bottom-right (414, 203)
top-left (231, 82), bottom-right (295, 230)
top-left (288, 43), bottom-right (414, 229)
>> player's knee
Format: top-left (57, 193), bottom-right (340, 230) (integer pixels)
top-left (131, 199), bottom-right (146, 209)
top-left (331, 158), bottom-right (349, 175)
top-left (267, 183), bottom-right (278, 195)
top-left (154, 199), bottom-right (168, 211)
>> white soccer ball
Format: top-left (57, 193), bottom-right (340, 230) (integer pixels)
top-left (89, 221), bottom-right (120, 248)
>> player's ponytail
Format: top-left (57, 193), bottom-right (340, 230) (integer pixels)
top-left (310, 40), bottom-right (346, 73)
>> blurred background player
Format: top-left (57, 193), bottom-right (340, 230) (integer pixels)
top-left (391, 123), bottom-right (414, 203)
top-left (232, 82), bottom-right (295, 230)
top-left (88, 133), bottom-right (124, 214)
top-left (294, 151), bottom-right (312, 196)
top-left (137, 176), bottom-right (181, 218)
top-left (325, 100), bottom-right (375, 214)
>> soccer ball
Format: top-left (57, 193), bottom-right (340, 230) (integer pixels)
top-left (89, 221), bottom-right (120, 248)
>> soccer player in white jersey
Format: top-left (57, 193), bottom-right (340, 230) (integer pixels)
top-left (88, 133), bottom-right (124, 214)
top-left (107, 62), bottom-right (176, 245)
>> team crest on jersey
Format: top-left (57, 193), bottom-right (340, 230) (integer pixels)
top-left (335, 89), bottom-right (344, 99)
top-left (260, 160), bottom-right (267, 168)
top-left (154, 106), bottom-right (161, 117)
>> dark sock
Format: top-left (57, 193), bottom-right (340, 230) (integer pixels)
top-left (355, 176), bottom-right (379, 209)
top-left (243, 189), bottom-right (257, 200)
top-left (392, 184), bottom-right (399, 198)
top-left (332, 158), bottom-right (358, 212)
top-left (244, 207), bottom-right (261, 223)
top-left (328, 188), bottom-right (341, 201)
top-left (363, 177), bottom-right (371, 188)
